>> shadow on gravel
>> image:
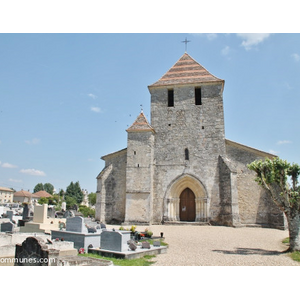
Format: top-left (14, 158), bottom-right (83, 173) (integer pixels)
top-left (212, 248), bottom-right (284, 256)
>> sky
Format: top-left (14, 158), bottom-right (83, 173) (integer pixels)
top-left (1, 33), bottom-right (300, 194)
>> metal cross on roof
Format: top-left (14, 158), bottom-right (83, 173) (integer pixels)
top-left (182, 37), bottom-right (191, 52)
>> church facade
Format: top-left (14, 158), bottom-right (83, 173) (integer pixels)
top-left (95, 53), bottom-right (286, 229)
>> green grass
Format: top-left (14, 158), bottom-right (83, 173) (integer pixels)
top-left (282, 237), bottom-right (300, 262)
top-left (290, 251), bottom-right (300, 262)
top-left (282, 237), bottom-right (290, 244)
top-left (78, 238), bottom-right (167, 266)
top-left (79, 253), bottom-right (156, 266)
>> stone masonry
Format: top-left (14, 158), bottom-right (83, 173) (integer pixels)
top-left (95, 52), bottom-right (285, 229)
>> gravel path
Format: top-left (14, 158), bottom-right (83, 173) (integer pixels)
top-left (135, 225), bottom-right (300, 266)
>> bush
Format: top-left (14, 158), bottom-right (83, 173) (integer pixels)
top-left (79, 205), bottom-right (95, 217)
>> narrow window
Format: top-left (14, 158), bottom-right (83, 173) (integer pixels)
top-left (185, 148), bottom-right (189, 160)
top-left (168, 89), bottom-right (174, 107)
top-left (195, 87), bottom-right (202, 105)
top-left (134, 151), bottom-right (136, 155)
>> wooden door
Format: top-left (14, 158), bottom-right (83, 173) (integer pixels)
top-left (180, 188), bottom-right (196, 221)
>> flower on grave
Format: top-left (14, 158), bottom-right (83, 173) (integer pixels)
top-left (55, 238), bottom-right (59, 241)
top-left (146, 231), bottom-right (153, 237)
top-left (140, 233), bottom-right (145, 237)
top-left (78, 248), bottom-right (85, 254)
top-left (130, 225), bottom-right (136, 233)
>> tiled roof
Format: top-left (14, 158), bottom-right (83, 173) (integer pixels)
top-left (0, 187), bottom-right (14, 192)
top-left (126, 111), bottom-right (155, 133)
top-left (32, 190), bottom-right (53, 198)
top-left (149, 53), bottom-right (224, 87)
top-left (14, 190), bottom-right (33, 197)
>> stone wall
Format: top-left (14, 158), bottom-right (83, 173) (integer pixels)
top-left (149, 83), bottom-right (226, 224)
top-left (217, 156), bottom-right (241, 227)
top-left (95, 149), bottom-right (127, 223)
top-left (225, 140), bottom-right (286, 229)
top-left (124, 131), bottom-right (154, 224)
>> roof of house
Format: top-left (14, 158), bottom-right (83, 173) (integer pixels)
top-left (0, 187), bottom-right (14, 192)
top-left (149, 52), bottom-right (224, 88)
top-left (126, 111), bottom-right (155, 133)
top-left (32, 190), bottom-right (53, 198)
top-left (14, 190), bottom-right (33, 197)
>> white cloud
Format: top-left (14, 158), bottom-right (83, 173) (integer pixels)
top-left (20, 169), bottom-right (46, 176)
top-left (291, 53), bottom-right (300, 62)
top-left (2, 162), bottom-right (18, 168)
top-left (25, 138), bottom-right (40, 145)
top-left (221, 46), bottom-right (230, 56)
top-left (88, 93), bottom-right (97, 99)
top-left (236, 33), bottom-right (272, 50)
top-left (277, 140), bottom-right (292, 145)
top-left (91, 106), bottom-right (101, 113)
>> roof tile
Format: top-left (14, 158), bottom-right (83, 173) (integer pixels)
top-left (149, 53), bottom-right (224, 87)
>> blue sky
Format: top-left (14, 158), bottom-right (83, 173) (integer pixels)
top-left (1, 33), bottom-right (300, 194)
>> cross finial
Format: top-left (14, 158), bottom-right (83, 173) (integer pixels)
top-left (182, 37), bottom-right (191, 52)
top-left (140, 104), bottom-right (143, 112)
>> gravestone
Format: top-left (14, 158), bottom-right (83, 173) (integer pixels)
top-left (33, 204), bottom-right (47, 223)
top-left (6, 211), bottom-right (13, 222)
top-left (48, 206), bottom-right (55, 218)
top-left (66, 216), bottom-right (87, 233)
top-left (141, 241), bottom-right (151, 249)
top-left (153, 241), bottom-right (161, 247)
top-left (22, 203), bottom-right (30, 220)
top-left (0, 221), bottom-right (14, 232)
top-left (15, 236), bottom-right (58, 266)
top-left (100, 230), bottom-right (131, 252)
top-left (61, 202), bottom-right (66, 211)
top-left (128, 241), bottom-right (137, 251)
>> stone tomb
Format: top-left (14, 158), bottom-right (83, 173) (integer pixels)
top-left (20, 204), bottom-right (65, 234)
top-left (66, 216), bottom-right (88, 233)
top-left (100, 230), bottom-right (131, 252)
top-left (14, 236), bottom-right (108, 266)
top-left (51, 216), bottom-right (101, 252)
top-left (0, 221), bottom-right (14, 232)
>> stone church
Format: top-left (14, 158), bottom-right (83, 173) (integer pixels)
top-left (95, 52), bottom-right (285, 229)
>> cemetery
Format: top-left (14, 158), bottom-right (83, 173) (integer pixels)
top-left (0, 202), bottom-right (167, 266)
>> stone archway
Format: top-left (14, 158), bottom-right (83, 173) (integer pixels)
top-left (164, 174), bottom-right (208, 222)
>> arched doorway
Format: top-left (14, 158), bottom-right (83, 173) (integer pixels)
top-left (180, 188), bottom-right (196, 221)
top-left (164, 174), bottom-right (208, 222)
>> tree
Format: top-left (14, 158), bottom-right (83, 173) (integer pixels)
top-left (38, 197), bottom-right (49, 205)
top-left (33, 182), bottom-right (54, 195)
top-left (65, 196), bottom-right (77, 210)
top-left (248, 157), bottom-right (300, 252)
top-left (34, 183), bottom-right (44, 193)
top-left (88, 192), bottom-right (97, 206)
top-left (65, 181), bottom-right (84, 205)
top-left (43, 183), bottom-right (54, 195)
